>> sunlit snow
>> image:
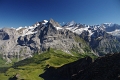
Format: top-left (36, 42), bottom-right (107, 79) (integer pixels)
top-left (16, 27), bottom-right (23, 31)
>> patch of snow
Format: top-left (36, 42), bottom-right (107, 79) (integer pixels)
top-left (72, 27), bottom-right (78, 31)
top-left (16, 27), bottom-right (23, 31)
top-left (56, 27), bottom-right (63, 30)
top-left (42, 20), bottom-right (48, 25)
top-left (84, 27), bottom-right (89, 31)
top-left (36, 23), bottom-right (40, 26)
top-left (103, 23), bottom-right (114, 27)
top-left (66, 27), bottom-right (74, 30)
top-left (21, 25), bottom-right (38, 36)
top-left (28, 26), bottom-right (35, 29)
top-left (69, 24), bottom-right (74, 26)
top-left (34, 24), bottom-right (37, 27)
top-left (44, 20), bottom-right (48, 23)
top-left (76, 28), bottom-right (85, 34)
top-left (88, 25), bottom-right (90, 28)
top-left (88, 30), bottom-right (94, 36)
top-left (107, 29), bottom-right (120, 36)
top-left (65, 26), bottom-right (94, 36)
top-left (42, 23), bottom-right (46, 25)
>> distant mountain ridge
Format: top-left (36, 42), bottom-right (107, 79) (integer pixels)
top-left (63, 21), bottom-right (120, 55)
top-left (15, 21), bottom-right (120, 38)
top-left (0, 19), bottom-right (120, 63)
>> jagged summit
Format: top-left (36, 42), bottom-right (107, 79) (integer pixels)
top-left (49, 18), bottom-right (55, 23)
top-left (66, 21), bottom-right (76, 26)
top-left (47, 19), bottom-right (63, 30)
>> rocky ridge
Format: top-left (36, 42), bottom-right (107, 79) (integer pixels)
top-left (63, 22), bottom-right (120, 55)
top-left (0, 19), bottom-right (91, 63)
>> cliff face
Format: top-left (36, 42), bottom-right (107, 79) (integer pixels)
top-left (82, 30), bottom-right (120, 56)
top-left (64, 22), bottom-right (120, 56)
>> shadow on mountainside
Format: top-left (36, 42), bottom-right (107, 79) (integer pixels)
top-left (39, 66), bottom-right (69, 80)
top-left (40, 54), bottom-right (120, 80)
top-left (9, 76), bottom-right (17, 80)
top-left (39, 57), bottom-right (92, 80)
top-left (72, 53), bottom-right (120, 80)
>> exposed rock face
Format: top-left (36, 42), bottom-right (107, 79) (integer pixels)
top-left (80, 29), bottom-right (120, 56)
top-left (0, 19), bottom-right (90, 62)
top-left (0, 29), bottom-right (9, 40)
top-left (0, 28), bottom-right (22, 60)
top-left (63, 22), bottom-right (120, 56)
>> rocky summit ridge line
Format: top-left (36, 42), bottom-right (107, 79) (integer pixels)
top-left (0, 19), bottom-right (120, 63)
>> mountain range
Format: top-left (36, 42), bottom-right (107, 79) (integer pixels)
top-left (0, 19), bottom-right (120, 63)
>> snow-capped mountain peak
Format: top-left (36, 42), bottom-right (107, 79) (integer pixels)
top-left (102, 23), bottom-right (114, 27)
top-left (65, 21), bottom-right (76, 27)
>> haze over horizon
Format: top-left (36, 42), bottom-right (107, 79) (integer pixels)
top-left (0, 0), bottom-right (120, 28)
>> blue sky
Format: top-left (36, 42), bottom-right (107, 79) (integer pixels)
top-left (0, 0), bottom-right (120, 28)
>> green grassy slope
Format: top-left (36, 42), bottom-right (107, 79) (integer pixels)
top-left (0, 49), bottom-right (85, 80)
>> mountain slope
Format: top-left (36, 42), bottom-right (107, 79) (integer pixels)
top-left (0, 19), bottom-right (93, 64)
top-left (63, 22), bottom-right (120, 55)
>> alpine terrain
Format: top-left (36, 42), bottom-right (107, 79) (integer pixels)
top-left (0, 19), bottom-right (120, 80)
